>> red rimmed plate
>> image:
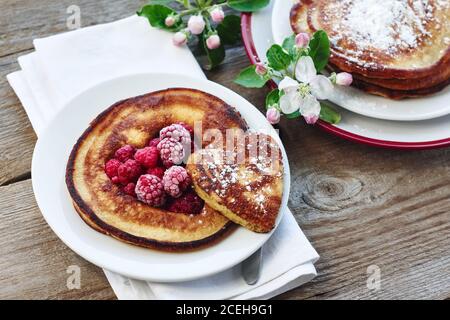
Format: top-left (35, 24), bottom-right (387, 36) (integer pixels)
top-left (240, 8), bottom-right (450, 150)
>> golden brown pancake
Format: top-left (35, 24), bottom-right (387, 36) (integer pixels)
top-left (290, 0), bottom-right (450, 98)
top-left (187, 132), bottom-right (284, 233)
top-left (66, 88), bottom-right (248, 251)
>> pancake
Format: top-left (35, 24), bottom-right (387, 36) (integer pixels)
top-left (326, 64), bottom-right (450, 99)
top-left (291, 0), bottom-right (450, 79)
top-left (187, 132), bottom-right (284, 233)
top-left (329, 62), bottom-right (450, 91)
top-left (351, 77), bottom-right (450, 99)
top-left (66, 88), bottom-right (248, 251)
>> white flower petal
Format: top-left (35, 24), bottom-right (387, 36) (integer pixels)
top-left (279, 90), bottom-right (301, 114)
top-left (295, 56), bottom-right (317, 84)
top-left (310, 75), bottom-right (334, 100)
top-left (299, 94), bottom-right (321, 121)
top-left (278, 76), bottom-right (299, 92)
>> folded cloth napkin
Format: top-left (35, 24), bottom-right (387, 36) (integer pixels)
top-left (7, 15), bottom-right (319, 300)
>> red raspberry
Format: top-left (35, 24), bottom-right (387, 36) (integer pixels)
top-left (117, 159), bottom-right (142, 184)
top-left (162, 166), bottom-right (191, 198)
top-left (177, 122), bottom-right (194, 137)
top-left (147, 166), bottom-right (165, 179)
top-left (135, 174), bottom-right (166, 207)
top-left (123, 183), bottom-right (136, 197)
top-left (114, 145), bottom-right (135, 162)
top-left (160, 124), bottom-right (191, 146)
top-left (166, 189), bottom-right (204, 214)
top-left (157, 138), bottom-right (185, 167)
top-left (134, 146), bottom-right (159, 168)
top-left (111, 176), bottom-right (120, 184)
top-left (148, 137), bottom-right (161, 147)
top-left (105, 159), bottom-right (121, 179)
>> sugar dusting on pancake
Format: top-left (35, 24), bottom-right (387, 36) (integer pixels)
top-left (324, 0), bottom-right (449, 68)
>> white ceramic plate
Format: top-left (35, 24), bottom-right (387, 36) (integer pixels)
top-left (32, 73), bottom-right (290, 282)
top-left (241, 1), bottom-right (450, 149)
top-left (272, 0), bottom-right (450, 122)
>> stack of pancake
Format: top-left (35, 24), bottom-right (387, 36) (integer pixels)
top-left (290, 0), bottom-right (450, 99)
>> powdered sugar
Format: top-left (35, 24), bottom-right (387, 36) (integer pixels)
top-left (328, 0), bottom-right (444, 61)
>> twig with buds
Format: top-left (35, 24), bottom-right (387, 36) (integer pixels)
top-left (138, 0), bottom-right (270, 69)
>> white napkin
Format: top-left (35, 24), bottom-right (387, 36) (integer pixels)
top-left (7, 15), bottom-right (319, 300)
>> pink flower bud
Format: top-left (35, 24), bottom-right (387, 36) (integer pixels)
top-left (173, 32), bottom-right (187, 46)
top-left (335, 72), bottom-right (353, 86)
top-left (295, 33), bottom-right (310, 48)
top-left (255, 63), bottom-right (267, 76)
top-left (210, 7), bottom-right (225, 23)
top-left (266, 108), bottom-right (281, 125)
top-left (303, 114), bottom-right (319, 125)
top-left (165, 15), bottom-right (176, 27)
top-left (206, 34), bottom-right (221, 50)
top-left (188, 15), bottom-right (205, 35)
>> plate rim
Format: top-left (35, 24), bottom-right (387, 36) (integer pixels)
top-left (241, 12), bottom-right (450, 150)
top-left (31, 72), bottom-right (290, 282)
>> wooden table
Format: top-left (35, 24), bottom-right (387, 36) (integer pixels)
top-left (1, 0), bottom-right (449, 300)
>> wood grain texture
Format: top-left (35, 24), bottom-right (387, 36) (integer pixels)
top-left (0, 0), bottom-right (449, 300)
top-left (0, 180), bottom-right (115, 300)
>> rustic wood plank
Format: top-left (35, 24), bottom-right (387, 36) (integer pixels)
top-left (0, 179), bottom-right (116, 300)
top-left (277, 133), bottom-right (450, 300)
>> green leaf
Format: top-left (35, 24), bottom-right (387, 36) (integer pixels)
top-left (285, 110), bottom-right (301, 119)
top-left (265, 89), bottom-right (280, 109)
top-left (319, 103), bottom-right (341, 124)
top-left (266, 45), bottom-right (291, 71)
top-left (227, 0), bottom-right (270, 12)
top-left (137, 4), bottom-right (181, 31)
top-left (308, 30), bottom-right (330, 72)
top-left (202, 34), bottom-right (225, 70)
top-left (234, 65), bottom-right (268, 88)
top-left (217, 15), bottom-right (241, 45)
top-left (282, 34), bottom-right (297, 56)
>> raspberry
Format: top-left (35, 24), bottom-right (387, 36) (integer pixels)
top-left (162, 166), bottom-right (191, 198)
top-left (157, 138), bottom-right (185, 167)
top-left (117, 159), bottom-right (142, 184)
top-left (135, 174), bottom-right (166, 207)
top-left (123, 183), bottom-right (136, 197)
top-left (114, 145), bottom-right (135, 162)
top-left (148, 137), bottom-right (161, 147)
top-left (147, 166), bottom-right (165, 179)
top-left (166, 189), bottom-right (204, 214)
top-left (134, 146), bottom-right (159, 168)
top-left (177, 122), bottom-right (194, 136)
top-left (105, 159), bottom-right (121, 179)
top-left (160, 124), bottom-right (191, 146)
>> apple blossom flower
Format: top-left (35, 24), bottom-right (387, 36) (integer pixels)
top-left (266, 108), bottom-right (280, 124)
top-left (210, 7), bottom-right (225, 23)
top-left (299, 94), bottom-right (321, 124)
top-left (336, 72), bottom-right (353, 86)
top-left (295, 33), bottom-right (310, 48)
top-left (295, 56), bottom-right (333, 100)
top-left (277, 57), bottom-right (334, 125)
top-left (165, 15), bottom-right (177, 27)
top-left (255, 63), bottom-right (268, 76)
top-left (173, 31), bottom-right (188, 46)
top-left (278, 76), bottom-right (301, 114)
top-left (206, 34), bottom-right (221, 50)
top-left (188, 15), bottom-right (205, 35)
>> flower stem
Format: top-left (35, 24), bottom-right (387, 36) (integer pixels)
top-left (179, 8), bottom-right (199, 17)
